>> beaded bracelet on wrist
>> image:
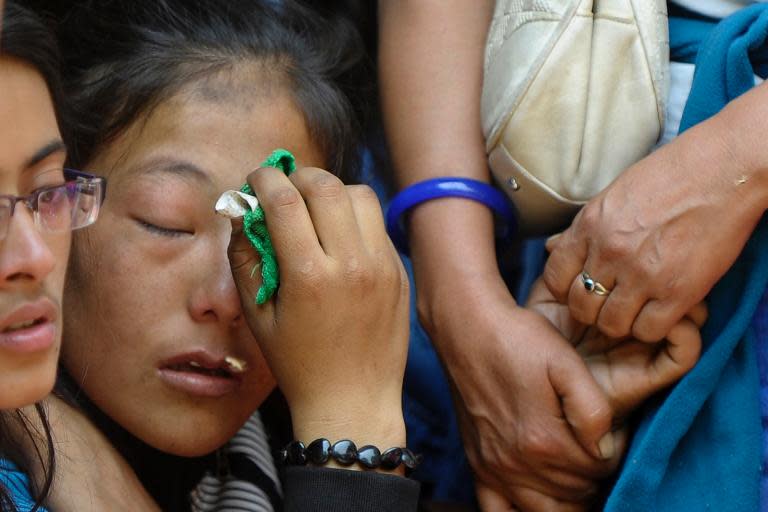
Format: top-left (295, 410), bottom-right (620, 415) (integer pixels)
top-left (279, 439), bottom-right (422, 471)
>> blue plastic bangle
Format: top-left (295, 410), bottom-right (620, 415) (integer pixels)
top-left (385, 177), bottom-right (517, 254)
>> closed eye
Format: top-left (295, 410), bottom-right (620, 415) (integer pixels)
top-left (135, 218), bottom-right (193, 237)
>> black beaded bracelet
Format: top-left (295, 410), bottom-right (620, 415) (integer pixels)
top-left (279, 439), bottom-right (422, 471)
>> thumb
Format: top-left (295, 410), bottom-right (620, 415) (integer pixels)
top-left (549, 350), bottom-right (614, 460)
top-left (227, 218), bottom-right (273, 322)
top-left (476, 483), bottom-right (516, 512)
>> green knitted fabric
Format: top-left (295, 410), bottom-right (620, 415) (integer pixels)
top-left (240, 149), bottom-right (296, 304)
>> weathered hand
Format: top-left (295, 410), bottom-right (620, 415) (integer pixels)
top-left (228, 166), bottom-right (410, 449)
top-left (424, 277), bottom-right (616, 507)
top-left (527, 279), bottom-right (706, 422)
top-left (543, 121), bottom-right (763, 342)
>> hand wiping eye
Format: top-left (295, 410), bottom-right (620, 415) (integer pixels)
top-left (215, 148), bottom-right (296, 304)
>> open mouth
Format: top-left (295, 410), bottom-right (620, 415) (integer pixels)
top-left (157, 352), bottom-right (248, 398)
top-left (166, 361), bottom-right (234, 379)
top-left (0, 300), bottom-right (57, 353)
top-left (3, 318), bottom-right (47, 333)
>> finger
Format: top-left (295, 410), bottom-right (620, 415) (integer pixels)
top-left (685, 301), bottom-right (708, 328)
top-left (631, 298), bottom-right (689, 342)
top-left (548, 351), bottom-right (614, 461)
top-left (575, 328), bottom-right (621, 355)
top-left (477, 483), bottom-right (516, 512)
top-left (525, 465), bottom-right (601, 500)
top-left (543, 224), bottom-right (589, 303)
top-left (567, 271), bottom-right (610, 326)
top-left (228, 217), bottom-right (262, 291)
top-left (246, 167), bottom-right (324, 271)
top-left (650, 317), bottom-right (702, 386)
top-left (227, 217), bottom-right (276, 330)
top-left (289, 167), bottom-right (365, 258)
top-left (512, 487), bottom-right (591, 512)
top-left (595, 282), bottom-right (649, 339)
top-left (544, 232), bottom-right (563, 252)
top-left (345, 185), bottom-right (390, 253)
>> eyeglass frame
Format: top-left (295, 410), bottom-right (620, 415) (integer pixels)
top-left (0, 168), bottom-right (107, 238)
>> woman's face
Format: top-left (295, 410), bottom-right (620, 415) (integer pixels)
top-left (63, 69), bottom-right (325, 456)
top-left (0, 57), bottom-right (69, 409)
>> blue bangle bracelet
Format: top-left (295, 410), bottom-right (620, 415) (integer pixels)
top-left (385, 177), bottom-right (517, 254)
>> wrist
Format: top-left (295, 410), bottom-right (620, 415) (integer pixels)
top-left (424, 279), bottom-right (524, 363)
top-left (406, 198), bottom-right (512, 327)
top-left (290, 401), bottom-right (406, 449)
top-left (707, 85), bottom-right (768, 215)
top-left (290, 406), bottom-right (407, 474)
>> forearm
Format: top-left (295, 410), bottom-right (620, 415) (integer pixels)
top-left (378, 0), bottom-right (510, 350)
top-left (378, 0), bottom-right (493, 186)
top-left (711, 80), bottom-right (768, 214)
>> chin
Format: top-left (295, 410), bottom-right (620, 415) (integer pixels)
top-left (0, 357), bottom-right (58, 409)
top-left (141, 421), bottom-right (242, 457)
top-left (113, 402), bottom-right (252, 458)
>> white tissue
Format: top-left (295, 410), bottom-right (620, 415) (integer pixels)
top-left (215, 190), bottom-right (259, 219)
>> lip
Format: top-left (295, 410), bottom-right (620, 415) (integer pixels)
top-left (157, 350), bottom-right (244, 398)
top-left (0, 298), bottom-right (57, 354)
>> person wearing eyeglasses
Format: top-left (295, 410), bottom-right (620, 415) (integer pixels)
top-left (0, 3), bottom-right (106, 511)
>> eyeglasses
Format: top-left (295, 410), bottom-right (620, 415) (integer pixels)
top-left (0, 169), bottom-right (107, 241)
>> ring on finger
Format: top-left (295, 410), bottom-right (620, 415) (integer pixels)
top-left (580, 271), bottom-right (610, 296)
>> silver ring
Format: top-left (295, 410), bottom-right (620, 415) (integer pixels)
top-left (580, 271), bottom-right (610, 296)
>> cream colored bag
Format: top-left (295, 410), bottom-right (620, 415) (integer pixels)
top-left (482, 0), bottom-right (669, 235)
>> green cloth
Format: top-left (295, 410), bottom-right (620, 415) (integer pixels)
top-left (240, 149), bottom-right (296, 304)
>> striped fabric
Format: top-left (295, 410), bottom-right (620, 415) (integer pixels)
top-left (190, 412), bottom-right (282, 512)
top-left (0, 459), bottom-right (49, 512)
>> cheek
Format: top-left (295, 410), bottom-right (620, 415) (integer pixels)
top-left (41, 230), bottom-right (71, 302)
top-left (62, 226), bottom-right (167, 397)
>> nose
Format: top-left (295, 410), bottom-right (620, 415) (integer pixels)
top-left (188, 252), bottom-right (244, 328)
top-left (0, 207), bottom-right (57, 286)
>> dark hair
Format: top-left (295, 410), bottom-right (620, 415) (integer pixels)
top-left (0, 3), bottom-right (61, 510)
top-left (60, 0), bottom-right (370, 182)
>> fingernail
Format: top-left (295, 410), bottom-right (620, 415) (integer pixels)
top-left (598, 432), bottom-right (615, 459)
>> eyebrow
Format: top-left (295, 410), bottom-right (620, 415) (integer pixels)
top-left (132, 156), bottom-right (213, 185)
top-left (25, 140), bottom-right (67, 169)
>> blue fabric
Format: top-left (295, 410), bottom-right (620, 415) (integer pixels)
top-left (359, 150), bottom-right (476, 504)
top-left (751, 289), bottom-right (768, 507)
top-left (0, 458), bottom-right (49, 512)
top-left (605, 5), bottom-right (768, 511)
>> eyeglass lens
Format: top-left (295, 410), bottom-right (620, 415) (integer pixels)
top-left (0, 179), bottom-right (103, 241)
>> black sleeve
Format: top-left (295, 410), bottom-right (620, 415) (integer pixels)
top-left (283, 466), bottom-right (420, 512)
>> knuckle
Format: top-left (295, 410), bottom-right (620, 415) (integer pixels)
top-left (306, 169), bottom-right (344, 199)
top-left (632, 320), bottom-right (665, 343)
top-left (265, 186), bottom-right (302, 209)
top-left (342, 257), bottom-right (376, 289)
top-left (542, 260), bottom-right (570, 298)
top-left (577, 204), bottom-right (600, 231)
top-left (598, 237), bottom-right (633, 262)
top-left (347, 185), bottom-right (382, 213)
top-left (598, 316), bottom-right (629, 339)
top-left (347, 184), bottom-right (379, 203)
top-left (601, 323), bottom-right (629, 340)
top-left (293, 258), bottom-right (325, 290)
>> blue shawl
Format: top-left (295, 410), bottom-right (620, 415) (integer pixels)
top-left (605, 5), bottom-right (768, 510)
